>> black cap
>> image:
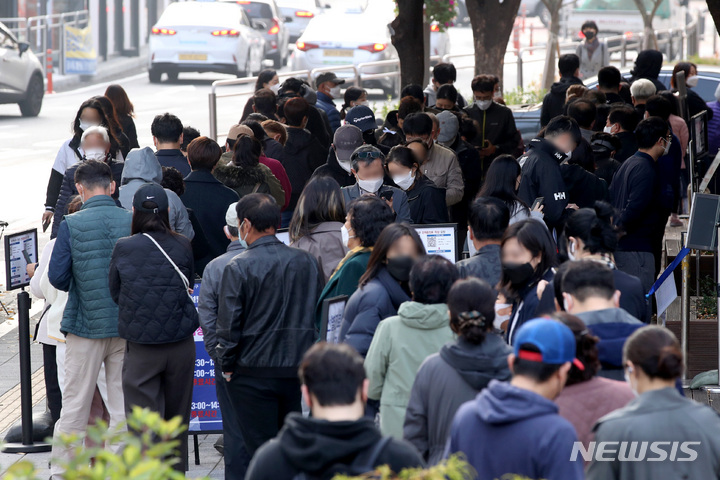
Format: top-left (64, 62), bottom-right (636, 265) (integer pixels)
top-left (315, 72), bottom-right (345, 88)
top-left (133, 183), bottom-right (168, 213)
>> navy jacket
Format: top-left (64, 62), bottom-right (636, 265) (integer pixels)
top-left (506, 269), bottom-right (555, 345)
top-left (316, 91), bottom-right (341, 133)
top-left (156, 149), bottom-right (191, 177)
top-left (518, 138), bottom-right (569, 231)
top-left (613, 131), bottom-right (638, 163)
top-left (405, 176), bottom-right (448, 224)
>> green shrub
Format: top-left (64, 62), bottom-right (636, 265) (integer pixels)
top-left (332, 453), bottom-right (475, 480)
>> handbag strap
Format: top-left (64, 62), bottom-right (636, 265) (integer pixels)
top-left (143, 233), bottom-right (191, 295)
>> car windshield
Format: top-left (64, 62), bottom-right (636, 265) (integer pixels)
top-left (576, 0), bottom-right (669, 18)
top-left (159, 3), bottom-right (242, 25)
top-left (237, 1), bottom-right (273, 19)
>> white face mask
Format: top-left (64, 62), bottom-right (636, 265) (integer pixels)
top-left (355, 99), bottom-right (369, 107)
top-left (567, 240), bottom-right (576, 261)
top-left (624, 368), bottom-right (639, 397)
top-left (392, 170), bottom-right (415, 191)
top-left (475, 99), bottom-right (492, 111)
top-left (79, 121), bottom-right (98, 131)
top-left (493, 303), bottom-right (511, 330)
top-left (357, 176), bottom-right (383, 194)
top-left (84, 148), bottom-right (107, 162)
top-left (269, 83), bottom-right (280, 94)
top-left (662, 138), bottom-right (672, 156)
top-left (686, 75), bottom-right (699, 88)
top-left (565, 150), bottom-right (573, 161)
top-left (329, 85), bottom-right (342, 98)
top-left (603, 124), bottom-right (615, 134)
top-left (340, 224), bottom-right (355, 247)
top-left (338, 159), bottom-right (353, 173)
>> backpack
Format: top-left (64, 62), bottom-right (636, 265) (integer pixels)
top-left (292, 436), bottom-right (392, 480)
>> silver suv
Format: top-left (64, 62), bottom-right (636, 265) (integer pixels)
top-left (0, 22), bottom-right (44, 117)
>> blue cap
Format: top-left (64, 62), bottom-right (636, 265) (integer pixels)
top-left (345, 105), bottom-right (377, 133)
top-left (513, 318), bottom-right (584, 369)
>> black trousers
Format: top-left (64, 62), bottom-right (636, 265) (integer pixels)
top-left (122, 337), bottom-right (195, 472)
top-left (43, 343), bottom-right (62, 422)
top-left (224, 375), bottom-right (301, 457)
top-left (214, 363), bottom-right (252, 480)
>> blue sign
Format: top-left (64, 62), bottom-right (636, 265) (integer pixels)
top-left (189, 281), bottom-right (223, 432)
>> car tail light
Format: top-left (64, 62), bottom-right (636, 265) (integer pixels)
top-left (212, 29), bottom-right (240, 37)
top-left (235, 1), bottom-right (250, 3)
top-left (359, 43), bottom-right (386, 53)
top-left (296, 11), bottom-right (314, 18)
top-left (625, 31), bottom-right (633, 39)
top-left (430, 24), bottom-right (440, 32)
top-left (152, 27), bottom-right (176, 35)
top-left (296, 41), bottom-right (319, 51)
top-left (268, 18), bottom-right (280, 35)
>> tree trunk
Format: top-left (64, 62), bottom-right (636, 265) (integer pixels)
top-left (466, 0), bottom-right (522, 88)
top-left (541, 0), bottom-right (562, 91)
top-left (391, 0), bottom-right (427, 88)
top-left (709, 0), bottom-right (720, 37)
top-left (633, 0), bottom-right (660, 50)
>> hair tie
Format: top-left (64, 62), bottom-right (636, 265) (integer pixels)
top-left (383, 127), bottom-right (396, 135)
top-left (459, 310), bottom-right (486, 327)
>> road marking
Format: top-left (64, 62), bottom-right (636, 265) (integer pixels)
top-left (52, 72), bottom-right (147, 97)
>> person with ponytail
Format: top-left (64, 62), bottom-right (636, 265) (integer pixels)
top-left (564, 201), bottom-right (649, 323)
top-left (403, 278), bottom-right (511, 464)
top-left (340, 87), bottom-right (368, 120)
top-left (552, 312), bottom-right (634, 453)
top-left (587, 326), bottom-right (720, 479)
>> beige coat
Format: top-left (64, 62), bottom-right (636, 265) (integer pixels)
top-left (291, 221), bottom-right (348, 282)
top-left (421, 143), bottom-right (464, 206)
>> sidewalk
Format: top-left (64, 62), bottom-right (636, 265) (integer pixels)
top-left (50, 46), bottom-right (149, 93)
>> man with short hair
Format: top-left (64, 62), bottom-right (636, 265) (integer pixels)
top-left (198, 203), bottom-right (250, 479)
top-left (597, 66), bottom-right (627, 104)
top-left (610, 117), bottom-right (670, 302)
top-left (217, 194), bottom-right (324, 468)
top-left (605, 105), bottom-right (640, 162)
top-left (541, 54), bottom-right (584, 127)
top-left (434, 84), bottom-right (460, 112)
top-left (313, 124), bottom-right (365, 187)
top-left (181, 126), bottom-right (201, 157)
top-left (316, 72), bottom-right (345, 133)
top-left (403, 112), bottom-right (464, 206)
top-left (457, 197), bottom-right (509, 285)
top-left (278, 77), bottom-right (331, 149)
top-left (464, 74), bottom-right (520, 163)
top-left (629, 78), bottom-right (657, 118)
top-left (424, 62), bottom-right (467, 109)
top-left (446, 318), bottom-right (585, 480)
top-left (518, 116), bottom-right (577, 231)
top-left (152, 112), bottom-right (191, 177)
top-left (181, 136), bottom-right (240, 274)
top-left (245, 343), bottom-right (424, 479)
top-left (567, 99), bottom-right (597, 142)
top-left (48, 160), bottom-right (132, 479)
top-left (341, 145), bottom-right (412, 223)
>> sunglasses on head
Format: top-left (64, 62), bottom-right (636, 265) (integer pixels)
top-left (353, 151), bottom-right (383, 159)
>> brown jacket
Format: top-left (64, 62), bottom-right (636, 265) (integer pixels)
top-left (421, 143), bottom-right (464, 206)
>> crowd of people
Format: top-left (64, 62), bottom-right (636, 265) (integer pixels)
top-left (28, 35), bottom-right (720, 480)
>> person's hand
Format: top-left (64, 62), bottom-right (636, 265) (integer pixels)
top-left (222, 372), bottom-right (233, 382)
top-left (384, 196), bottom-right (394, 213)
top-left (42, 211), bottom-right (52, 225)
top-left (566, 203), bottom-right (580, 210)
top-left (479, 141), bottom-right (497, 157)
top-left (26, 263), bottom-right (37, 278)
top-left (537, 280), bottom-right (549, 300)
top-left (531, 203), bottom-right (544, 214)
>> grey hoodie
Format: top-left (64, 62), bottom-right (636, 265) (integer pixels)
top-left (119, 147), bottom-right (194, 240)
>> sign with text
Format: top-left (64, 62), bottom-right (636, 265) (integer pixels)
top-left (3, 229), bottom-right (38, 291)
top-left (64, 24), bottom-right (97, 75)
top-left (319, 295), bottom-right (348, 343)
top-left (413, 224), bottom-right (458, 263)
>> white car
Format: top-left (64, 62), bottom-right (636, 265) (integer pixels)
top-left (0, 22), bottom-right (44, 117)
top-left (291, 5), bottom-right (399, 95)
top-left (276, 0), bottom-right (327, 43)
top-left (148, 1), bottom-right (266, 83)
top-left (430, 22), bottom-right (451, 60)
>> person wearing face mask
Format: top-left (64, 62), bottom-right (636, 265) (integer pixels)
top-left (315, 72), bottom-right (345, 133)
top-left (604, 104), bottom-right (641, 162)
top-left (433, 84), bottom-right (460, 112)
top-left (445, 318), bottom-right (585, 480)
top-left (404, 278), bottom-right (512, 465)
top-left (315, 195), bottom-right (395, 328)
top-left (340, 145), bottom-right (413, 223)
top-left (423, 62), bottom-right (467, 109)
top-left (463, 74), bottom-right (520, 165)
top-left (575, 21), bottom-right (609, 80)
top-left (552, 312), bottom-right (635, 456)
top-left (671, 61), bottom-right (713, 120)
top-left (386, 145), bottom-right (447, 224)
top-left (51, 126), bottom-right (125, 239)
top-left (457, 197), bottom-right (509, 286)
top-left (340, 87), bottom-right (368, 120)
top-left (587, 326), bottom-right (720, 480)
top-left (517, 116), bottom-right (576, 232)
top-left (402, 113), bottom-right (464, 207)
top-left (610, 117), bottom-right (670, 300)
top-left (500, 220), bottom-right (558, 345)
top-left (591, 133), bottom-right (623, 186)
top-left (340, 224), bottom-right (426, 357)
top-left (365, 255), bottom-right (459, 439)
top-left (344, 105), bottom-right (391, 155)
top-left (240, 69), bottom-right (279, 121)
top-left (313, 124), bottom-right (365, 188)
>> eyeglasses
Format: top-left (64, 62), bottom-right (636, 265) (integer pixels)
top-left (352, 151), bottom-right (383, 159)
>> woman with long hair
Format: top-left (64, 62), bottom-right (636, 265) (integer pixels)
top-left (479, 155), bottom-right (544, 224)
top-left (241, 69), bottom-right (279, 120)
top-left (213, 134), bottom-right (273, 199)
top-left (670, 62), bottom-right (713, 120)
top-left (340, 223), bottom-right (426, 356)
top-left (289, 176), bottom-right (348, 281)
top-left (104, 84), bottom-right (139, 149)
top-left (93, 95), bottom-right (131, 159)
top-left (340, 87), bottom-right (368, 120)
top-left (108, 184), bottom-right (198, 473)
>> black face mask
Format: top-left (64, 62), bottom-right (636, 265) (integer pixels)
top-left (583, 30), bottom-right (596, 40)
top-left (386, 256), bottom-right (415, 283)
top-left (502, 262), bottom-right (535, 289)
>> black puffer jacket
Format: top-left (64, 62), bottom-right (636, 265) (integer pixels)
top-left (109, 230), bottom-right (199, 344)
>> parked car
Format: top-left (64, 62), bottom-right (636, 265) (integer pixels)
top-left (0, 22), bottom-right (44, 117)
top-left (430, 22), bottom-right (451, 59)
top-left (277, 0), bottom-right (328, 43)
top-left (291, 3), bottom-right (399, 96)
top-left (511, 66), bottom-right (720, 146)
top-left (221, 0), bottom-right (291, 68)
top-left (148, 1), bottom-right (266, 83)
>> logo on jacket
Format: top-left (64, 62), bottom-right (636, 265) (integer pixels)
top-left (553, 192), bottom-right (566, 201)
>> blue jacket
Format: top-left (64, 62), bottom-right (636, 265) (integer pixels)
top-left (49, 195), bottom-right (132, 339)
top-left (339, 267), bottom-right (411, 357)
top-left (316, 91), bottom-right (341, 133)
top-left (506, 269), bottom-right (555, 345)
top-left (446, 380), bottom-right (584, 480)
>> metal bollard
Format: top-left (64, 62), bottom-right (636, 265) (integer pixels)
top-left (208, 92), bottom-right (217, 141)
top-left (681, 233), bottom-right (690, 381)
top-left (46, 49), bottom-right (53, 94)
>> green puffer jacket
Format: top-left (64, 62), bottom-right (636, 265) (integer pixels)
top-left (364, 301), bottom-right (454, 439)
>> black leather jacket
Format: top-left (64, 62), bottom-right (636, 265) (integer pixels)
top-left (216, 235), bottom-right (324, 377)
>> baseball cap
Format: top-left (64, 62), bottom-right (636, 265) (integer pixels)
top-left (513, 318), bottom-right (585, 370)
top-left (133, 183), bottom-right (168, 214)
top-left (225, 202), bottom-right (239, 228)
top-left (333, 125), bottom-right (364, 162)
top-left (315, 72), bottom-right (345, 88)
top-left (437, 110), bottom-right (459, 144)
top-left (345, 106), bottom-right (377, 133)
top-left (227, 124), bottom-right (254, 141)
